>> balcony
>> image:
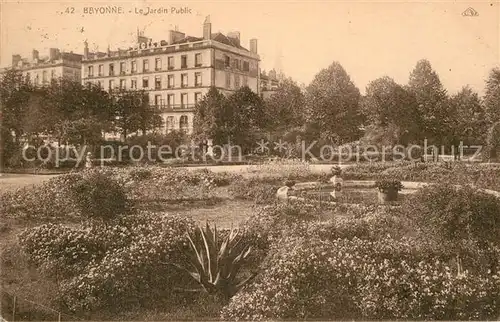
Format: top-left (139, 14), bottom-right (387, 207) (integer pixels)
top-left (154, 104), bottom-right (196, 112)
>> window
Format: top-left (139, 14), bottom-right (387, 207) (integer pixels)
top-left (35, 74), bottom-right (39, 85)
top-left (155, 58), bottom-right (161, 71)
top-left (109, 63), bottom-right (114, 76)
top-left (167, 94), bottom-right (175, 107)
top-left (195, 53), bottom-right (202, 67)
top-left (166, 116), bottom-right (174, 132)
top-left (181, 93), bottom-right (188, 107)
top-left (155, 76), bottom-right (162, 89)
top-left (179, 115), bottom-right (189, 132)
top-left (109, 79), bottom-right (114, 90)
top-left (143, 59), bottom-right (149, 72)
top-left (131, 79), bottom-right (137, 89)
top-left (181, 55), bottom-right (187, 68)
top-left (120, 79), bottom-right (126, 89)
top-left (168, 56), bottom-right (174, 70)
top-left (242, 76), bottom-right (248, 87)
top-left (243, 61), bottom-right (249, 72)
top-left (234, 59), bottom-right (239, 70)
top-left (142, 77), bottom-right (149, 88)
top-left (131, 61), bottom-right (137, 73)
top-left (195, 92), bottom-right (203, 103)
top-left (88, 66), bottom-right (93, 77)
top-left (225, 72), bottom-right (231, 88)
top-left (235, 74), bottom-right (240, 89)
top-left (42, 71), bottom-right (47, 83)
top-left (155, 94), bottom-right (162, 106)
top-left (181, 73), bottom-right (188, 87)
top-left (167, 75), bottom-right (174, 88)
top-left (98, 64), bottom-right (104, 76)
top-left (224, 55), bottom-right (230, 68)
top-left (51, 70), bottom-right (56, 79)
top-left (120, 62), bottom-right (126, 74)
top-left (195, 72), bottom-right (202, 86)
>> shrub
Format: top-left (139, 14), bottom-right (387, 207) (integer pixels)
top-left (68, 169), bottom-right (131, 222)
top-left (228, 178), bottom-right (279, 204)
top-left (402, 184), bottom-right (500, 273)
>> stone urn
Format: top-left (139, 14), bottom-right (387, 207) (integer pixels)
top-left (375, 180), bottom-right (403, 204)
top-left (276, 186), bottom-right (289, 201)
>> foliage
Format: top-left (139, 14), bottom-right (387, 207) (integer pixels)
top-left (68, 169), bottom-right (131, 222)
top-left (193, 87), bottom-right (266, 152)
top-left (362, 76), bottom-right (421, 145)
top-left (408, 59), bottom-right (451, 146)
top-left (113, 89), bottom-right (162, 138)
top-left (18, 213), bottom-right (197, 312)
top-left (174, 223), bottom-right (255, 301)
top-left (246, 158), bottom-right (313, 181)
top-left (221, 235), bottom-right (500, 321)
top-left (375, 179), bottom-right (404, 191)
top-left (264, 79), bottom-right (305, 131)
top-left (484, 67), bottom-right (500, 124)
top-left (402, 184), bottom-right (500, 272)
top-left (304, 62), bottom-right (363, 144)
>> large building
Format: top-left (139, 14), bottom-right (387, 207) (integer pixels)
top-left (81, 16), bottom-right (260, 134)
top-left (1, 48), bottom-right (82, 84)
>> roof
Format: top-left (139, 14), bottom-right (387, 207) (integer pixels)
top-left (170, 32), bottom-right (249, 51)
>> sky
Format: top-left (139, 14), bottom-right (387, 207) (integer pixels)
top-left (1, 0), bottom-right (499, 95)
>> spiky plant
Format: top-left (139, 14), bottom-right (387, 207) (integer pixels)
top-left (175, 222), bottom-right (255, 301)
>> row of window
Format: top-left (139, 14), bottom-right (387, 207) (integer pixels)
top-left (154, 92), bottom-right (204, 107)
top-left (96, 72), bottom-right (203, 90)
top-left (87, 53), bottom-right (203, 77)
top-left (224, 55), bottom-right (250, 72)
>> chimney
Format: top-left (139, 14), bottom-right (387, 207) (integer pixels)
top-left (49, 48), bottom-right (59, 61)
top-left (227, 31), bottom-right (240, 46)
top-left (250, 39), bottom-right (257, 54)
top-left (203, 15), bottom-right (211, 40)
top-left (32, 49), bottom-right (39, 62)
top-left (168, 30), bottom-right (185, 44)
top-left (12, 54), bottom-right (21, 67)
top-left (83, 41), bottom-right (89, 59)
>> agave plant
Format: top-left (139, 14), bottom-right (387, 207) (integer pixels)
top-left (174, 222), bottom-right (255, 301)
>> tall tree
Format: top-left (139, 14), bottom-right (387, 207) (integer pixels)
top-left (113, 89), bottom-right (158, 139)
top-left (447, 86), bottom-right (487, 147)
top-left (362, 76), bottom-right (421, 145)
top-left (192, 87), bottom-right (228, 144)
top-left (484, 67), bottom-right (500, 124)
top-left (408, 59), bottom-right (450, 145)
top-left (264, 78), bottom-right (305, 131)
top-left (305, 62), bottom-right (363, 144)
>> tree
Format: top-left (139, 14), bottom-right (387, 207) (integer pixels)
top-left (264, 78), bottom-right (305, 131)
top-left (362, 76), bottom-right (421, 145)
top-left (112, 89), bottom-right (160, 139)
top-left (225, 86), bottom-right (266, 151)
top-left (408, 59), bottom-right (450, 146)
top-left (304, 62), bottom-right (363, 145)
top-left (192, 87), bottom-right (228, 143)
top-left (447, 86), bottom-right (487, 148)
top-left (484, 68), bottom-right (500, 124)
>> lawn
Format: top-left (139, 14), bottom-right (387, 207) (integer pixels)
top-left (0, 174), bottom-right (57, 192)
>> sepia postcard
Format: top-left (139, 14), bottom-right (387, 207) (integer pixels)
top-left (1, 0), bottom-right (500, 321)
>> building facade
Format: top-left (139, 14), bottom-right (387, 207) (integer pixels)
top-left (81, 16), bottom-right (260, 134)
top-left (260, 69), bottom-right (280, 100)
top-left (1, 48), bottom-right (82, 85)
